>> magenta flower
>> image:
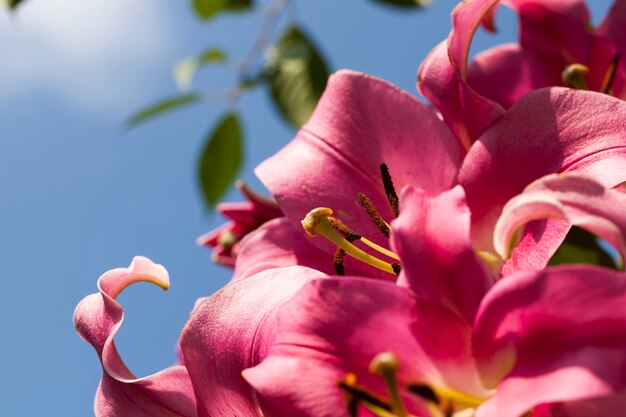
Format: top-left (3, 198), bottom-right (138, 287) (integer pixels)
top-left (257, 70), bottom-right (626, 276)
top-left (243, 186), bottom-right (626, 417)
top-left (418, 0), bottom-right (626, 148)
top-left (197, 180), bottom-right (282, 266)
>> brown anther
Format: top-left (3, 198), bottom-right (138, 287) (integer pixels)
top-left (358, 193), bottom-right (391, 238)
top-left (337, 376), bottom-right (392, 412)
top-left (407, 384), bottom-right (440, 405)
top-left (380, 163), bottom-right (399, 218)
top-left (391, 262), bottom-right (402, 276)
top-left (334, 248), bottom-right (346, 276)
top-left (327, 217), bottom-right (362, 242)
top-left (601, 54), bottom-right (620, 94)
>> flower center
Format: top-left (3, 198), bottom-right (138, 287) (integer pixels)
top-left (561, 55), bottom-right (620, 95)
top-left (338, 352), bottom-right (486, 417)
top-left (301, 163), bottom-right (401, 276)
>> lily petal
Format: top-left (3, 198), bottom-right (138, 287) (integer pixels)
top-left (459, 87), bottom-right (626, 253)
top-left (245, 278), bottom-right (485, 417)
top-left (494, 173), bottom-right (626, 263)
top-left (179, 266), bottom-right (327, 417)
top-left (468, 43), bottom-right (563, 108)
top-left (256, 69), bottom-right (464, 255)
top-left (73, 256), bottom-right (197, 417)
top-left (391, 185), bottom-right (493, 324)
top-left (474, 266), bottom-right (626, 416)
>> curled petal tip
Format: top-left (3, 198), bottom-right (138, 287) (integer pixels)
top-left (98, 256), bottom-right (170, 299)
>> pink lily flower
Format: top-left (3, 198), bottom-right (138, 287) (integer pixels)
top-left (243, 185), bottom-right (626, 417)
top-left (197, 180), bottom-right (282, 266)
top-left (256, 70), bottom-right (626, 277)
top-left (73, 256), bottom-right (198, 417)
top-left (418, 0), bottom-right (626, 148)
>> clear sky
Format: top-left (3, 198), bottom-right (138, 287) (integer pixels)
top-left (0, 0), bottom-right (613, 416)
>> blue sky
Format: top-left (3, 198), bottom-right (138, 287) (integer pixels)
top-left (0, 0), bottom-right (613, 416)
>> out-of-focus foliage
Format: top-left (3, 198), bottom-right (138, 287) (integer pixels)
top-left (548, 227), bottom-right (621, 270)
top-left (175, 48), bottom-right (228, 91)
top-left (198, 113), bottom-right (243, 207)
top-left (4, 0), bottom-right (26, 9)
top-left (267, 26), bottom-right (329, 129)
top-left (127, 94), bottom-right (203, 128)
top-left (193, 0), bottom-right (253, 20)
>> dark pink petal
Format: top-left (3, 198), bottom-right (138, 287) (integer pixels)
top-left (73, 256), bottom-right (197, 417)
top-left (391, 185), bottom-right (493, 324)
top-left (468, 44), bottom-right (563, 108)
top-left (546, 392), bottom-right (626, 417)
top-left (459, 87), bottom-right (626, 253)
top-left (506, 0), bottom-right (591, 62)
top-left (418, 41), bottom-right (505, 149)
top-left (232, 217), bottom-right (381, 281)
top-left (494, 174), bottom-right (626, 263)
top-left (256, 69), bottom-right (464, 255)
top-left (598, 0), bottom-right (626, 99)
top-left (245, 278), bottom-right (486, 417)
top-left (179, 266), bottom-right (327, 417)
top-left (474, 266), bottom-right (626, 416)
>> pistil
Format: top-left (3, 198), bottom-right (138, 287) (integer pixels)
top-left (371, 352), bottom-right (409, 417)
top-left (562, 63), bottom-right (589, 90)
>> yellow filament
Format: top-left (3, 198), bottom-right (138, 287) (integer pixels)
top-left (361, 237), bottom-right (400, 260)
top-left (434, 387), bottom-right (484, 409)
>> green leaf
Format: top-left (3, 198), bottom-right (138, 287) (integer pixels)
top-left (267, 25), bottom-right (330, 129)
top-left (127, 94), bottom-right (202, 128)
top-left (369, 0), bottom-right (429, 8)
top-left (4, 0), bottom-right (25, 9)
top-left (198, 113), bottom-right (243, 207)
top-left (548, 227), bottom-right (620, 269)
top-left (192, 0), bottom-right (252, 20)
top-left (174, 48), bottom-right (228, 90)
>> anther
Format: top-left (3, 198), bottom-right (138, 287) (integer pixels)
top-left (337, 373), bottom-right (393, 413)
top-left (601, 54), bottom-right (620, 94)
top-left (334, 248), bottom-right (346, 276)
top-left (391, 263), bottom-right (402, 276)
top-left (562, 63), bottom-right (589, 90)
top-left (327, 217), bottom-right (362, 242)
top-left (370, 352), bottom-right (409, 417)
top-left (380, 163), bottom-right (400, 218)
top-left (358, 193), bottom-right (391, 238)
top-left (407, 384), bottom-right (440, 405)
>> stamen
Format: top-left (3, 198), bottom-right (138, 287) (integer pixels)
top-left (334, 248), bottom-right (346, 276)
top-left (302, 208), bottom-right (399, 275)
top-left (380, 163), bottom-right (400, 218)
top-left (329, 216), bottom-right (400, 261)
top-left (561, 63), bottom-right (589, 90)
top-left (601, 55), bottom-right (620, 94)
top-left (358, 193), bottom-right (391, 238)
top-left (338, 373), bottom-right (393, 413)
top-left (370, 352), bottom-right (409, 417)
